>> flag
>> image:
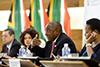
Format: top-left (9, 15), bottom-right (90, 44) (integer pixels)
top-left (82, 0), bottom-right (100, 46)
top-left (8, 0), bottom-right (30, 41)
top-left (29, 0), bottom-right (50, 41)
top-left (47, 0), bottom-right (71, 38)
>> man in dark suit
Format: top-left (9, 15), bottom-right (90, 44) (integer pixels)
top-left (30, 21), bottom-right (77, 59)
top-left (1, 29), bottom-right (21, 58)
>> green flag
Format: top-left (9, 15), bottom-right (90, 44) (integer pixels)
top-left (29, 0), bottom-right (50, 41)
top-left (8, 0), bottom-right (30, 41)
top-left (47, 0), bottom-right (71, 38)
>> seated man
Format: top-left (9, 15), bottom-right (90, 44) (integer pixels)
top-left (1, 29), bottom-right (21, 58)
top-left (30, 21), bottom-right (77, 59)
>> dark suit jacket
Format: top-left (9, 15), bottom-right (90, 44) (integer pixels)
top-left (1, 39), bottom-right (21, 57)
top-left (30, 33), bottom-right (77, 59)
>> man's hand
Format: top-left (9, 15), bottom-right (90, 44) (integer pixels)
top-left (55, 55), bottom-right (60, 59)
top-left (32, 34), bottom-right (41, 47)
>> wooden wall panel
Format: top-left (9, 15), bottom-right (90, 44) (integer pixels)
top-left (0, 31), bottom-right (3, 52)
top-left (43, 0), bottom-right (50, 9)
top-left (0, 0), bottom-right (84, 10)
top-left (79, 0), bottom-right (84, 7)
top-left (0, 0), bottom-right (12, 10)
top-left (24, 0), bottom-right (31, 9)
top-left (66, 0), bottom-right (79, 7)
top-left (71, 29), bottom-right (82, 52)
top-left (0, 0), bottom-right (31, 10)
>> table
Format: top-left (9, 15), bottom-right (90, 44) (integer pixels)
top-left (40, 60), bottom-right (88, 67)
top-left (2, 59), bottom-right (39, 67)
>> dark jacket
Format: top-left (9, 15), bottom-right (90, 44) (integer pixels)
top-left (1, 39), bottom-right (21, 57)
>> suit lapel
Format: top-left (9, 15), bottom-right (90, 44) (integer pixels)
top-left (8, 39), bottom-right (15, 54)
top-left (54, 33), bottom-right (63, 47)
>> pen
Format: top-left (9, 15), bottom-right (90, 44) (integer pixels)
top-left (52, 53), bottom-right (59, 61)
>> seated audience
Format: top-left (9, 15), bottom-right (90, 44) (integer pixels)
top-left (79, 18), bottom-right (100, 62)
top-left (30, 21), bottom-right (77, 60)
top-left (1, 29), bottom-right (21, 58)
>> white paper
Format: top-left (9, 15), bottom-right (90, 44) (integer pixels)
top-left (9, 59), bottom-right (20, 67)
top-left (60, 56), bottom-right (90, 60)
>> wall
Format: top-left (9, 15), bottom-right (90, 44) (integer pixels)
top-left (0, 31), bottom-right (3, 52)
top-left (0, 0), bottom-right (84, 10)
top-left (71, 30), bottom-right (82, 52)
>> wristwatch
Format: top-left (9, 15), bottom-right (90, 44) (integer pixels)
top-left (86, 43), bottom-right (92, 47)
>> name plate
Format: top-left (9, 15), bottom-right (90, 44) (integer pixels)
top-left (9, 59), bottom-right (20, 67)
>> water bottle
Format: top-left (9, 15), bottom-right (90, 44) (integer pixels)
top-left (21, 46), bottom-right (26, 57)
top-left (62, 43), bottom-right (71, 57)
top-left (19, 45), bottom-right (26, 57)
top-left (19, 46), bottom-right (22, 57)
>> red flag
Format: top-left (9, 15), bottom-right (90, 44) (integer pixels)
top-left (22, 0), bottom-right (30, 31)
top-left (64, 0), bottom-right (71, 38)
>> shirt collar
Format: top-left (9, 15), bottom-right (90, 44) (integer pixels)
top-left (53, 36), bottom-right (59, 43)
top-left (7, 40), bottom-right (13, 51)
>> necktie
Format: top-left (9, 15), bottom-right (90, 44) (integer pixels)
top-left (50, 42), bottom-right (55, 58)
top-left (7, 47), bottom-right (8, 55)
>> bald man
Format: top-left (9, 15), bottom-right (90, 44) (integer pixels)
top-left (30, 21), bottom-right (77, 59)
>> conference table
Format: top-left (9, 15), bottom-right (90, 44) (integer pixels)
top-left (58, 56), bottom-right (99, 67)
top-left (40, 60), bottom-right (88, 67)
top-left (1, 56), bottom-right (100, 67)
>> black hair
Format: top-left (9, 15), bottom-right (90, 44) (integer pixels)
top-left (86, 18), bottom-right (100, 33)
top-left (4, 29), bottom-right (15, 36)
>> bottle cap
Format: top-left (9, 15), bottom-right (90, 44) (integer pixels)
top-left (21, 45), bottom-right (24, 48)
top-left (64, 43), bottom-right (68, 47)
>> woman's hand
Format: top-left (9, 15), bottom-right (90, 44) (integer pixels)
top-left (86, 32), bottom-right (97, 44)
top-left (86, 32), bottom-right (97, 57)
